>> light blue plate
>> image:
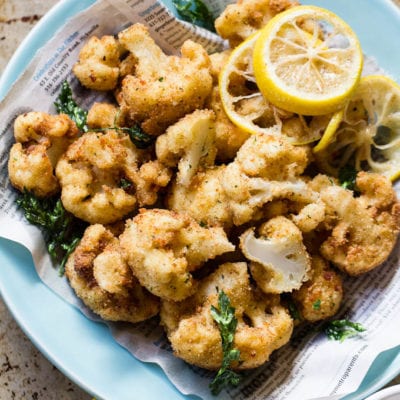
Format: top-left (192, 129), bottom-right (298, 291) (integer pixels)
top-left (0, 1), bottom-right (399, 399)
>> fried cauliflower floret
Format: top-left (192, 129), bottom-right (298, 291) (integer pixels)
top-left (55, 130), bottom-right (147, 224)
top-left (234, 129), bottom-right (308, 180)
top-left (292, 255), bottom-right (343, 322)
top-left (8, 112), bottom-right (79, 197)
top-left (318, 172), bottom-right (400, 275)
top-left (120, 209), bottom-right (235, 301)
top-left (160, 262), bottom-right (293, 370)
top-left (167, 166), bottom-right (233, 228)
top-left (117, 24), bottom-right (213, 135)
top-left (134, 160), bottom-right (172, 206)
top-left (156, 110), bottom-right (217, 187)
top-left (168, 131), bottom-right (312, 228)
top-left (65, 224), bottom-right (159, 323)
top-left (73, 35), bottom-right (120, 91)
top-left (221, 131), bottom-right (313, 225)
top-left (86, 102), bottom-right (123, 129)
top-left (241, 216), bottom-right (311, 293)
top-left (215, 0), bottom-right (299, 47)
top-left (207, 87), bottom-right (250, 162)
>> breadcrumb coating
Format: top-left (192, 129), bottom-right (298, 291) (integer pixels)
top-left (161, 262), bottom-right (293, 370)
top-left (318, 172), bottom-right (400, 275)
top-left (116, 24), bottom-right (213, 135)
top-left (167, 166), bottom-right (233, 228)
top-left (215, 0), bottom-right (299, 47)
top-left (156, 109), bottom-right (217, 187)
top-left (65, 224), bottom-right (159, 323)
top-left (8, 112), bottom-right (79, 197)
top-left (120, 209), bottom-right (235, 301)
top-left (55, 130), bottom-right (145, 224)
top-left (292, 255), bottom-right (343, 322)
top-left (73, 35), bottom-right (121, 91)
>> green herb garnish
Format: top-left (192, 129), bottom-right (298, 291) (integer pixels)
top-left (338, 165), bottom-right (359, 193)
top-left (118, 124), bottom-right (155, 149)
top-left (172, 0), bottom-right (216, 32)
top-left (313, 299), bottom-right (321, 310)
top-left (324, 319), bottom-right (366, 342)
top-left (16, 191), bottom-right (86, 275)
top-left (54, 80), bottom-right (88, 132)
top-left (119, 178), bottom-right (133, 189)
top-left (286, 298), bottom-right (302, 321)
top-left (55, 81), bottom-right (154, 149)
top-left (209, 290), bottom-right (241, 395)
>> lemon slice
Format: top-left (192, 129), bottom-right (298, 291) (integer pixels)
top-left (253, 5), bottom-right (363, 116)
top-left (219, 32), bottom-right (325, 144)
top-left (219, 32), bottom-right (280, 134)
top-left (312, 109), bottom-right (344, 153)
top-left (314, 75), bottom-right (400, 181)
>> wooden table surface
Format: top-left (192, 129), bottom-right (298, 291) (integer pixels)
top-left (1, 1), bottom-right (400, 399)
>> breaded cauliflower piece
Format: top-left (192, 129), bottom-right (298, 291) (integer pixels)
top-left (207, 87), bottom-right (250, 162)
top-left (167, 166), bottom-right (233, 228)
top-left (161, 262), bottom-right (293, 370)
top-left (292, 255), bottom-right (343, 322)
top-left (168, 131), bottom-right (312, 228)
top-left (8, 112), bottom-right (79, 197)
top-left (134, 160), bottom-right (172, 206)
top-left (215, 0), bottom-right (299, 47)
top-left (317, 172), bottom-right (400, 275)
top-left (156, 109), bottom-right (217, 187)
top-left (117, 24), bottom-right (213, 135)
top-left (220, 131), bottom-right (313, 225)
top-left (65, 224), bottom-right (159, 323)
top-left (240, 216), bottom-right (311, 293)
top-left (56, 130), bottom-right (164, 224)
top-left (119, 209), bottom-right (235, 301)
top-left (73, 35), bottom-right (121, 91)
top-left (86, 102), bottom-right (124, 129)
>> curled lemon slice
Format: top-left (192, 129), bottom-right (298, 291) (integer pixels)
top-left (219, 32), bottom-right (283, 135)
top-left (219, 32), bottom-right (328, 145)
top-left (314, 75), bottom-right (400, 181)
top-left (253, 5), bottom-right (363, 116)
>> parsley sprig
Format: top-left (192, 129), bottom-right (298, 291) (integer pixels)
top-left (209, 290), bottom-right (241, 395)
top-left (324, 319), bottom-right (366, 342)
top-left (16, 191), bottom-right (87, 275)
top-left (338, 165), bottom-right (360, 194)
top-left (54, 80), bottom-right (88, 132)
top-left (54, 80), bottom-right (154, 149)
top-left (172, 0), bottom-right (216, 32)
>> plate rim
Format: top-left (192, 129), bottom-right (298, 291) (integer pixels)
top-left (0, 0), bottom-right (400, 399)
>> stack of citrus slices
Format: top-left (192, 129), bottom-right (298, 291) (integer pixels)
top-left (219, 5), bottom-right (400, 181)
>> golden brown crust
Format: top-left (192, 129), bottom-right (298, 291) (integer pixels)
top-left (8, 112), bottom-right (79, 197)
top-left (119, 209), bottom-right (234, 301)
top-left (161, 262), bottom-right (293, 370)
top-left (215, 0), bottom-right (299, 47)
top-left (292, 255), bottom-right (343, 322)
top-left (65, 224), bottom-right (159, 323)
top-left (117, 24), bottom-right (213, 135)
top-left (319, 172), bottom-right (400, 275)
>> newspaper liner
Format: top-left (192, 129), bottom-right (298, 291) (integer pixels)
top-left (0, 0), bottom-right (399, 399)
